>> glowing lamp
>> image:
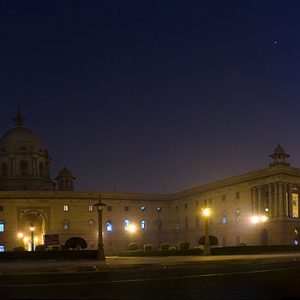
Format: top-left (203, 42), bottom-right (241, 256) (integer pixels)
top-left (202, 208), bottom-right (211, 217)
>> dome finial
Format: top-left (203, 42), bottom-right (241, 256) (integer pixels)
top-left (13, 107), bottom-right (25, 127)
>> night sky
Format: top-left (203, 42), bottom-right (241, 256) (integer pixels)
top-left (0, 1), bottom-right (300, 194)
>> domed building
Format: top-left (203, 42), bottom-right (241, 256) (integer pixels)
top-left (0, 109), bottom-right (55, 191)
top-left (1, 109), bottom-right (300, 253)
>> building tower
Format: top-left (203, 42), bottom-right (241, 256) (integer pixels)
top-left (0, 109), bottom-right (55, 190)
top-left (55, 166), bottom-right (76, 191)
top-left (269, 143), bottom-right (290, 167)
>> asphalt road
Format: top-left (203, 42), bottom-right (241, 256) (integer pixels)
top-left (1, 258), bottom-right (300, 299)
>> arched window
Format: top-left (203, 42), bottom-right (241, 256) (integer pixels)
top-left (140, 220), bottom-right (146, 230)
top-left (106, 220), bottom-right (113, 231)
top-left (0, 244), bottom-right (4, 252)
top-left (20, 160), bottom-right (28, 176)
top-left (1, 163), bottom-right (8, 177)
top-left (39, 163), bottom-right (44, 177)
top-left (222, 210), bottom-right (227, 224)
top-left (124, 219), bottom-right (130, 230)
top-left (0, 220), bottom-right (5, 232)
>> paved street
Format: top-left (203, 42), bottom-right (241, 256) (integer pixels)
top-left (1, 253), bottom-right (300, 299)
top-left (1, 252), bottom-right (300, 275)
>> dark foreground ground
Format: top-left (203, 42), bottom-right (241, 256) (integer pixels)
top-left (1, 253), bottom-right (300, 299)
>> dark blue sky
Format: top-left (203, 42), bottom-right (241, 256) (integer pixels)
top-left (0, 1), bottom-right (300, 193)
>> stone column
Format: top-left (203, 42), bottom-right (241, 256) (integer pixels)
top-left (278, 182), bottom-right (284, 217)
top-left (282, 183), bottom-right (287, 217)
top-left (253, 187), bottom-right (258, 214)
top-left (268, 183), bottom-right (273, 218)
top-left (288, 184), bottom-right (293, 218)
top-left (257, 186), bottom-right (262, 214)
top-left (274, 183), bottom-right (278, 218)
top-left (251, 187), bottom-right (254, 214)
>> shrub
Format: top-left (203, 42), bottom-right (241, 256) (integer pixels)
top-left (65, 237), bottom-right (88, 250)
top-left (128, 242), bottom-right (139, 251)
top-left (13, 246), bottom-right (25, 252)
top-left (169, 246), bottom-right (176, 250)
top-left (160, 243), bottom-right (170, 251)
top-left (178, 241), bottom-right (190, 250)
top-left (144, 244), bottom-right (153, 251)
top-left (35, 245), bottom-right (49, 251)
top-left (198, 235), bottom-right (218, 246)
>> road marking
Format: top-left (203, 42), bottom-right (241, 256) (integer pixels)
top-left (0, 267), bottom-right (295, 288)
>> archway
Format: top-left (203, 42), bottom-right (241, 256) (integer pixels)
top-left (20, 211), bottom-right (46, 251)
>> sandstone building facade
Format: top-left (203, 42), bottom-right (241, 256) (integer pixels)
top-left (0, 110), bottom-right (300, 252)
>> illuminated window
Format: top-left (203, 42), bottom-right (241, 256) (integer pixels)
top-left (88, 205), bottom-right (93, 212)
top-left (176, 223), bottom-right (180, 230)
top-left (0, 244), bottom-right (4, 252)
top-left (222, 210), bottom-right (227, 224)
top-left (140, 205), bottom-right (146, 212)
top-left (292, 192), bottom-right (299, 218)
top-left (106, 220), bottom-right (113, 231)
top-left (140, 220), bottom-right (146, 230)
top-left (124, 219), bottom-right (130, 230)
top-left (63, 205), bottom-right (69, 212)
top-left (0, 220), bottom-right (4, 232)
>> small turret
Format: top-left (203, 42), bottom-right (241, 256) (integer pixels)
top-left (269, 144), bottom-right (290, 167)
top-left (55, 166), bottom-right (76, 191)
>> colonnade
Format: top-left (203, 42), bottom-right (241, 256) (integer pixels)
top-left (251, 183), bottom-right (300, 219)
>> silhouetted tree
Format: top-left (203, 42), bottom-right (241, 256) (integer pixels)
top-left (198, 235), bottom-right (218, 246)
top-left (65, 237), bottom-right (87, 250)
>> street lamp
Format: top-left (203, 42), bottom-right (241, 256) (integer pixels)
top-left (202, 207), bottom-right (211, 255)
top-left (128, 223), bottom-right (137, 242)
top-left (94, 195), bottom-right (106, 261)
top-left (29, 226), bottom-right (35, 251)
top-left (250, 215), bottom-right (268, 224)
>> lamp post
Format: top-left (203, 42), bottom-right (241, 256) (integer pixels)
top-left (29, 225), bottom-right (35, 252)
top-left (94, 195), bottom-right (106, 261)
top-left (202, 208), bottom-right (211, 255)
